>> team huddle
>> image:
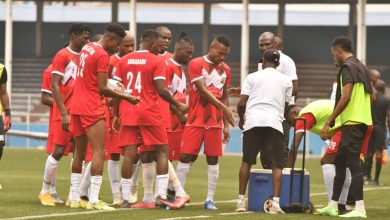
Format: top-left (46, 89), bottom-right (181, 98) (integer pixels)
top-left (38, 22), bottom-right (382, 218)
top-left (39, 23), bottom-right (234, 211)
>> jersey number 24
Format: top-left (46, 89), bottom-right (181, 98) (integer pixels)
top-left (127, 71), bottom-right (142, 94)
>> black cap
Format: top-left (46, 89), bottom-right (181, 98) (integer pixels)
top-left (263, 49), bottom-right (280, 64)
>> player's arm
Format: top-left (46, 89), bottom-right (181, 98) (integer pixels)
top-left (194, 79), bottom-right (235, 127)
top-left (154, 79), bottom-right (187, 114)
top-left (237, 94), bottom-right (248, 130)
top-left (292, 80), bottom-right (298, 98)
top-left (41, 92), bottom-right (53, 107)
top-left (52, 73), bottom-right (70, 131)
top-left (0, 68), bottom-right (11, 132)
top-left (97, 72), bottom-right (139, 105)
top-left (221, 84), bottom-right (231, 143)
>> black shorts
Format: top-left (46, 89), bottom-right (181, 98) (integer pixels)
top-left (242, 127), bottom-right (287, 168)
top-left (367, 125), bottom-right (386, 154)
top-left (338, 124), bottom-right (367, 156)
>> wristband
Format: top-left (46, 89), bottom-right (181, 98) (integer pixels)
top-left (4, 109), bottom-right (10, 116)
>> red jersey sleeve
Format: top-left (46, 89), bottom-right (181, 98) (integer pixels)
top-left (96, 54), bottom-right (109, 74)
top-left (295, 113), bottom-right (316, 133)
top-left (153, 58), bottom-right (167, 80)
top-left (51, 53), bottom-right (68, 76)
top-left (188, 59), bottom-right (203, 83)
top-left (112, 60), bottom-right (123, 82)
top-left (41, 66), bottom-right (52, 94)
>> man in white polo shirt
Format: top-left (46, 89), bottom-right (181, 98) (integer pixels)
top-left (236, 49), bottom-right (292, 214)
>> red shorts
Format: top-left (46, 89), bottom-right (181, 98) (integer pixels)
top-left (53, 120), bottom-right (73, 146)
top-left (85, 127), bottom-right (111, 162)
top-left (118, 125), bottom-right (168, 147)
top-left (168, 131), bottom-right (183, 161)
top-left (46, 134), bottom-right (54, 154)
top-left (137, 145), bottom-right (155, 155)
top-left (181, 127), bottom-right (222, 157)
top-left (327, 129), bottom-right (341, 154)
top-left (70, 114), bottom-right (106, 137)
top-left (109, 131), bottom-right (122, 154)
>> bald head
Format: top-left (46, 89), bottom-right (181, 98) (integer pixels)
top-left (375, 79), bottom-right (386, 94)
top-left (370, 69), bottom-right (381, 85)
top-left (156, 26), bottom-right (172, 53)
top-left (258, 32), bottom-right (276, 54)
top-left (118, 31), bottom-right (135, 57)
top-left (275, 37), bottom-right (284, 51)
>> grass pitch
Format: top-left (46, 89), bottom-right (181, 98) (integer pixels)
top-left (0, 148), bottom-right (389, 220)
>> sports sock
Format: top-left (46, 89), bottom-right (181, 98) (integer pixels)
top-left (339, 168), bottom-right (351, 205)
top-left (121, 178), bottom-right (132, 202)
top-left (156, 174), bottom-right (169, 200)
top-left (131, 161), bottom-right (141, 188)
top-left (142, 162), bottom-right (155, 203)
top-left (355, 200), bottom-right (365, 211)
top-left (206, 164), bottom-right (219, 202)
top-left (80, 162), bottom-right (92, 197)
top-left (108, 160), bottom-right (121, 197)
top-left (70, 173), bottom-right (82, 201)
top-left (50, 169), bottom-right (57, 195)
top-left (168, 161), bottom-right (186, 197)
top-left (321, 164), bottom-right (335, 202)
top-left (89, 176), bottom-right (102, 204)
top-left (41, 155), bottom-right (58, 194)
top-left (176, 162), bottom-right (190, 189)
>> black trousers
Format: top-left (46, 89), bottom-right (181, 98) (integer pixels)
top-left (332, 124), bottom-right (367, 202)
top-left (0, 116), bottom-right (5, 160)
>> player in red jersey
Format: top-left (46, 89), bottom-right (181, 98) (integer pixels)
top-left (41, 65), bottom-right (55, 156)
top-left (106, 31), bottom-right (137, 206)
top-left (176, 35), bottom-right (235, 210)
top-left (39, 24), bottom-right (92, 207)
top-left (112, 29), bottom-right (187, 208)
top-left (68, 23), bottom-right (139, 210)
top-left (156, 26), bottom-right (173, 59)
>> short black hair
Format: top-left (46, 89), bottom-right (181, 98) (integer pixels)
top-left (263, 49), bottom-right (280, 65)
top-left (177, 31), bottom-right (193, 45)
top-left (287, 104), bottom-right (298, 114)
top-left (214, 35), bottom-right (231, 47)
top-left (141, 29), bottom-right (160, 42)
top-left (105, 23), bottom-right (126, 38)
top-left (332, 36), bottom-right (353, 53)
top-left (69, 23), bottom-right (92, 36)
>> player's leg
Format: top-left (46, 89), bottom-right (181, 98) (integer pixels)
top-left (167, 131), bottom-right (183, 197)
top-left (131, 148), bottom-right (156, 209)
top-left (374, 149), bottom-right (383, 185)
top-left (84, 118), bottom-right (113, 210)
top-left (267, 128), bottom-right (287, 214)
top-left (69, 134), bottom-right (88, 208)
top-left (108, 153), bottom-right (121, 205)
top-left (373, 128), bottom-right (385, 185)
top-left (129, 155), bottom-right (141, 204)
top-left (39, 120), bottom-right (69, 206)
top-left (79, 161), bottom-right (91, 207)
top-left (203, 128), bottom-right (223, 210)
top-left (236, 127), bottom-right (260, 212)
top-left (117, 126), bottom-right (139, 208)
top-left (177, 127), bottom-right (203, 189)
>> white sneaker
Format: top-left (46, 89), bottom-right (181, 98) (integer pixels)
top-left (235, 200), bottom-right (246, 212)
top-left (112, 193), bottom-right (123, 206)
top-left (129, 186), bottom-right (138, 204)
top-left (268, 201), bottom-right (285, 214)
top-left (51, 193), bottom-right (64, 204)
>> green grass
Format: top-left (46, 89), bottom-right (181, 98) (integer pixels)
top-left (0, 148), bottom-right (389, 219)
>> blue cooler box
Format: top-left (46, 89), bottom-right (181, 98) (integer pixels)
top-left (248, 168), bottom-right (310, 212)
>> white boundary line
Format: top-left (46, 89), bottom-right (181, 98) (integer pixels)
top-left (1, 186), bottom-right (390, 220)
top-left (156, 216), bottom-right (210, 220)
